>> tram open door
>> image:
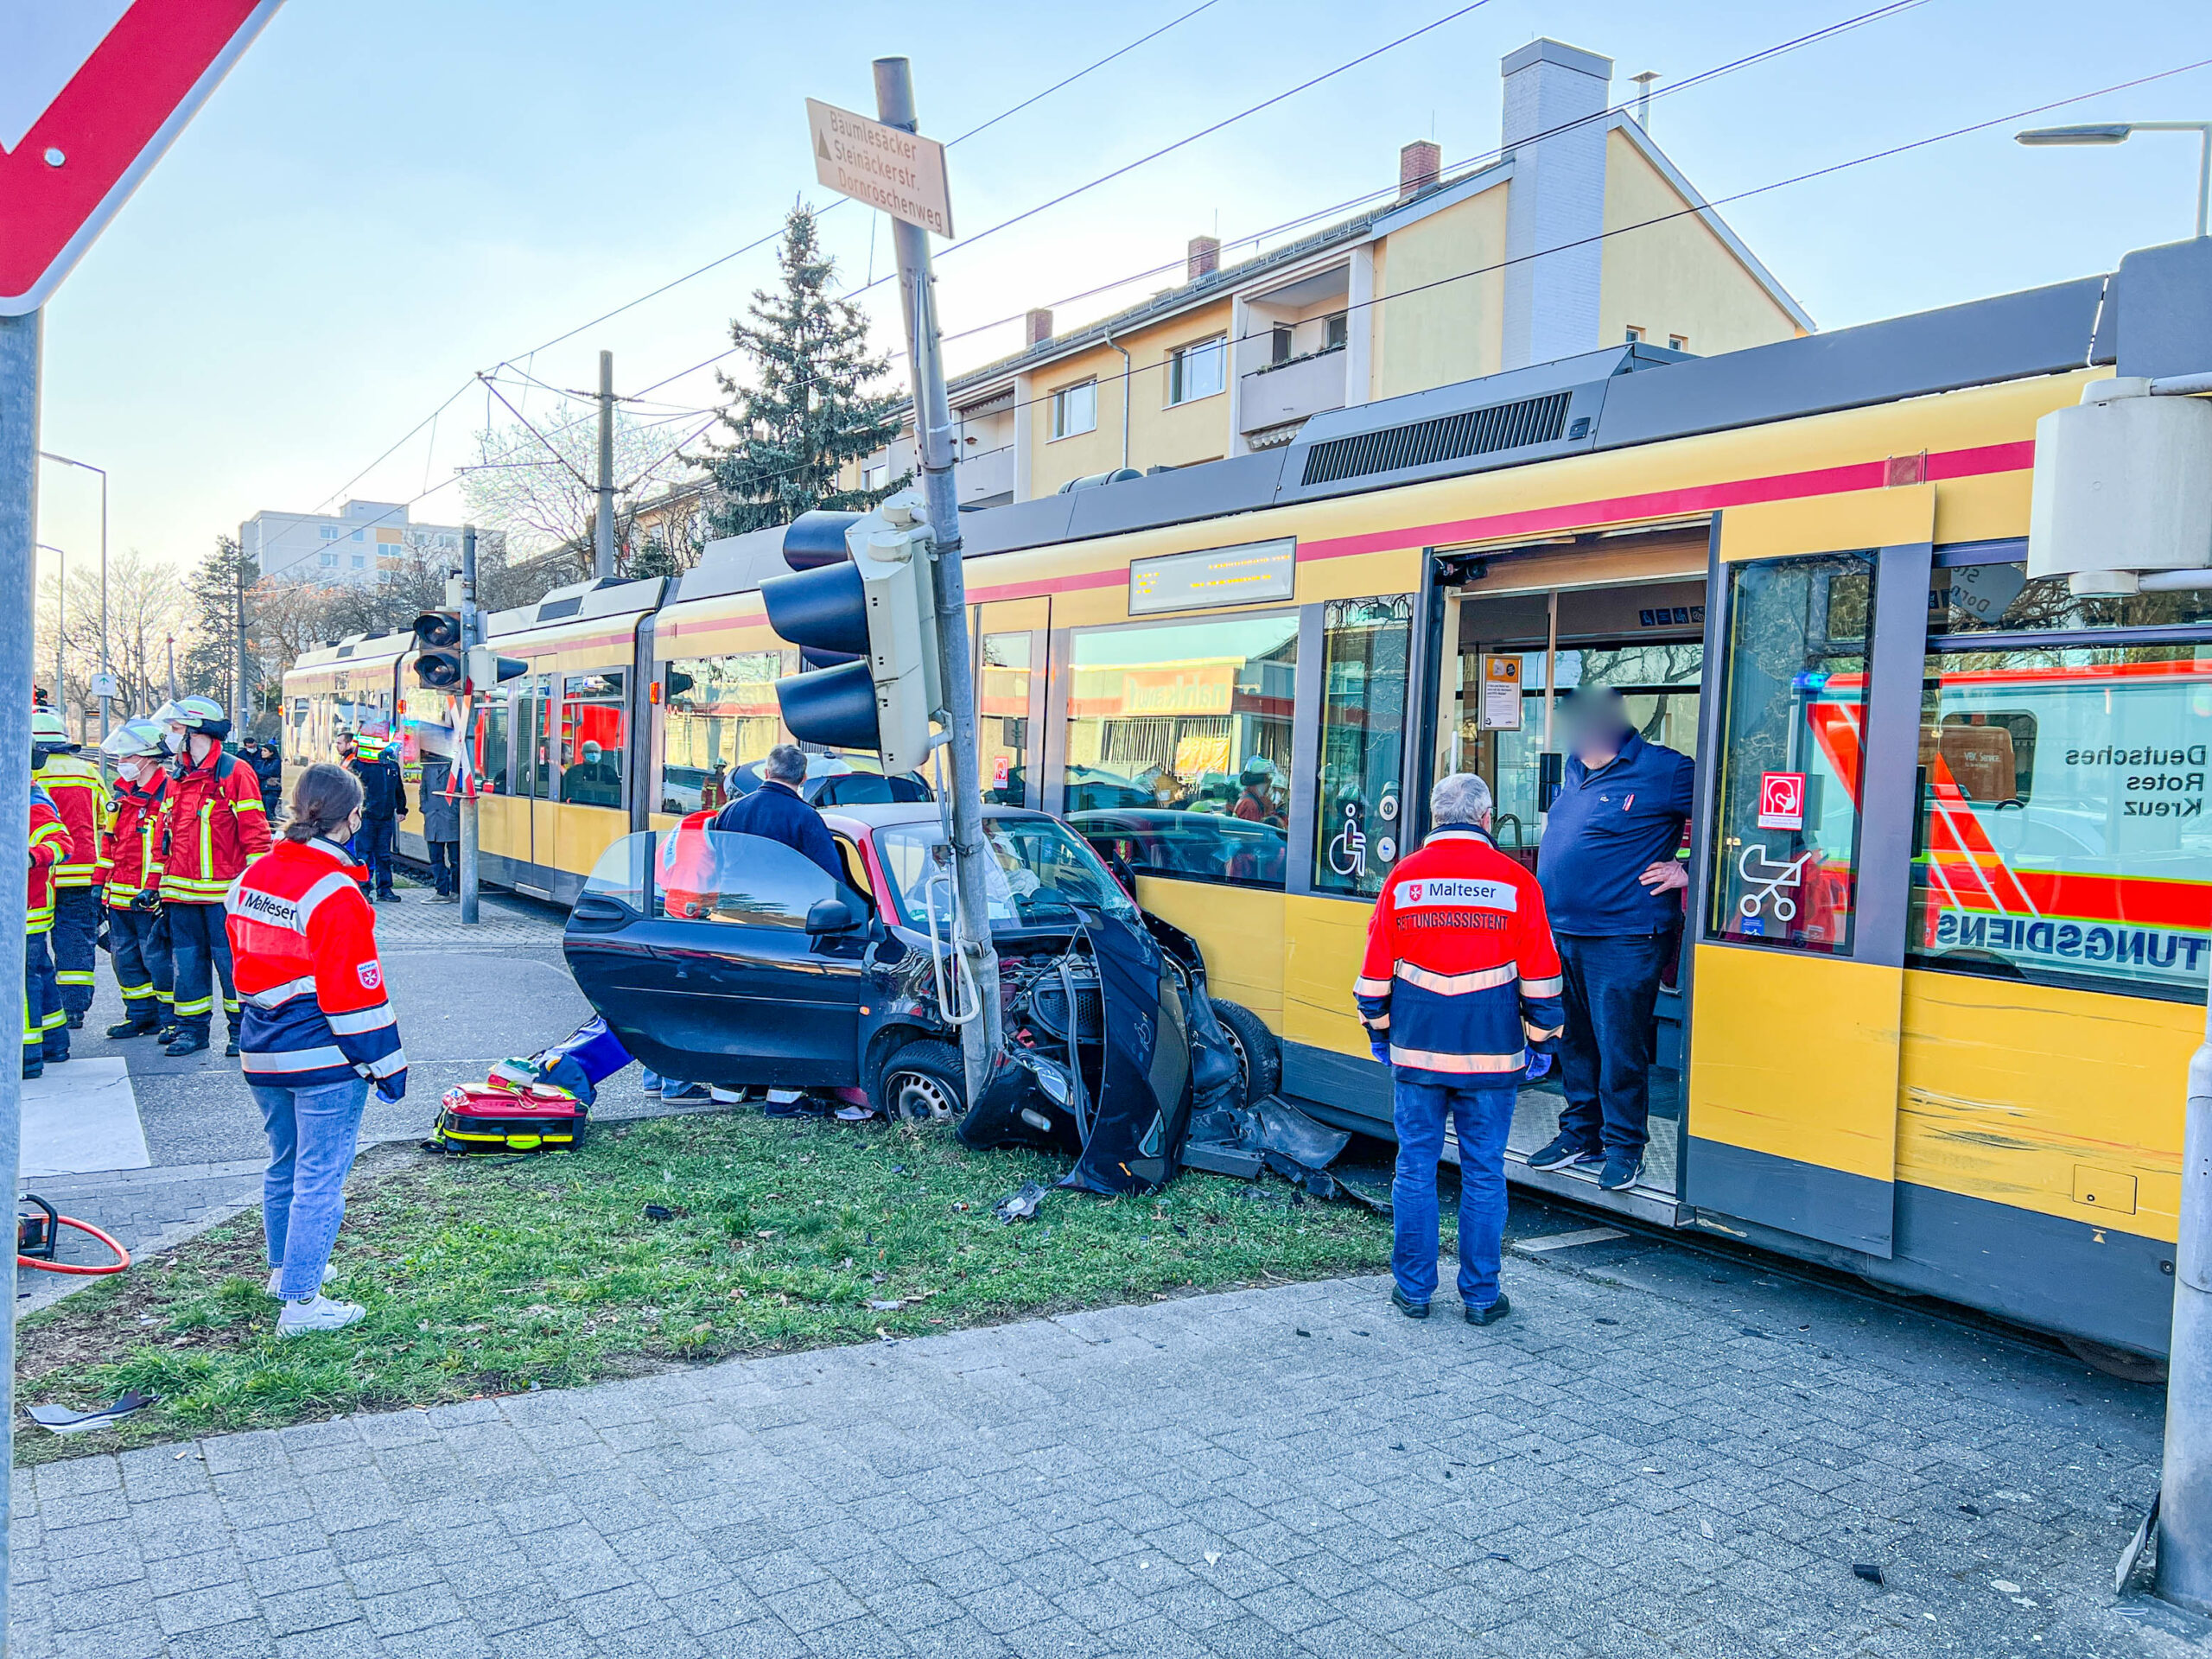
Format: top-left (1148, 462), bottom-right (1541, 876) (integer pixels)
top-left (1426, 526), bottom-right (1708, 1219)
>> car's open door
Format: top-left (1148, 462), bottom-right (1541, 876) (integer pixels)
top-left (565, 830), bottom-right (875, 1089)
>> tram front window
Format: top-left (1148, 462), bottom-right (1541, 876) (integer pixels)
top-left (1707, 551), bottom-right (1875, 955)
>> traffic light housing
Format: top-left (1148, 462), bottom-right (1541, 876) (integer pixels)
top-left (467, 646), bottom-right (529, 690)
top-left (412, 609), bottom-right (464, 690)
top-left (763, 493), bottom-right (944, 773)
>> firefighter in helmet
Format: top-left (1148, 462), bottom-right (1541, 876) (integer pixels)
top-left (98, 719), bottom-right (175, 1039)
top-left (153, 696), bottom-right (271, 1057)
top-left (31, 709), bottom-right (105, 1030)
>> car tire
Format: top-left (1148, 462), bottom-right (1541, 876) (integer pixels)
top-left (876, 1039), bottom-right (966, 1125)
top-left (1211, 1000), bottom-right (1280, 1107)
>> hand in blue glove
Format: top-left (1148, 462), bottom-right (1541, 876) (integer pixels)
top-left (1368, 1036), bottom-right (1391, 1066)
top-left (1523, 1051), bottom-right (1554, 1083)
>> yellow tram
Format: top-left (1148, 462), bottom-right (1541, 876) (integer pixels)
top-left (286, 254), bottom-right (2207, 1364)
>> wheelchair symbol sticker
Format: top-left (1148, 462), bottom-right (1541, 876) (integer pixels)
top-left (1737, 844), bottom-right (1812, 923)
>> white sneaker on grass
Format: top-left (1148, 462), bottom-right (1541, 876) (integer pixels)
top-left (276, 1295), bottom-right (365, 1338)
top-left (267, 1263), bottom-right (338, 1299)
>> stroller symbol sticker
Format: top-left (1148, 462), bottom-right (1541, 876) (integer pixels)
top-left (1737, 845), bottom-right (1812, 924)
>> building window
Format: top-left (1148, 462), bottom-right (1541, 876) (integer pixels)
top-left (1059, 612), bottom-right (1297, 889)
top-left (659, 652), bottom-right (799, 812)
top-left (1270, 325), bottom-right (1294, 366)
top-left (559, 671), bottom-right (626, 807)
top-left (350, 529), bottom-right (363, 542)
top-left (1314, 597), bottom-right (1412, 898)
top-left (351, 555), bottom-right (365, 569)
top-left (319, 551), bottom-right (337, 569)
top-left (1166, 336), bottom-right (1226, 405)
top-left (1048, 379), bottom-right (1096, 441)
top-left (320, 525), bottom-right (338, 540)
top-left (1325, 311), bottom-right (1349, 352)
top-left (1669, 334), bottom-right (1689, 352)
top-left (979, 632), bottom-right (1033, 805)
top-left (1624, 325), bottom-right (1646, 343)
top-left (862, 461), bottom-right (888, 491)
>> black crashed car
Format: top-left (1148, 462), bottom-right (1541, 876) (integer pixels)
top-left (563, 804), bottom-right (1251, 1193)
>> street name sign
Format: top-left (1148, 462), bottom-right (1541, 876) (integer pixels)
top-left (805, 98), bottom-right (953, 238)
top-left (0, 0), bottom-right (286, 314)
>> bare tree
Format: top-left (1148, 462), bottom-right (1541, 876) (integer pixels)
top-left (461, 405), bottom-right (702, 577)
top-left (35, 550), bottom-right (193, 736)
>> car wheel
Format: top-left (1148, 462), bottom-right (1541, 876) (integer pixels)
top-left (1211, 1000), bottom-right (1280, 1107)
top-left (876, 1039), bottom-right (966, 1125)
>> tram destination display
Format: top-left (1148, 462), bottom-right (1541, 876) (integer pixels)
top-left (1128, 539), bottom-right (1296, 616)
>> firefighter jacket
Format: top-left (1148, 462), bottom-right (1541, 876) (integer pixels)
top-left (27, 785), bottom-right (69, 934)
top-left (225, 837), bottom-right (406, 1096)
top-left (99, 773), bottom-right (167, 906)
top-left (158, 741), bottom-right (271, 904)
top-left (1354, 825), bottom-right (1566, 1088)
top-left (34, 751), bottom-right (104, 888)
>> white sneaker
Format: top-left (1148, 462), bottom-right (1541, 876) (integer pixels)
top-left (267, 1263), bottom-right (337, 1299)
top-left (276, 1295), bottom-right (365, 1338)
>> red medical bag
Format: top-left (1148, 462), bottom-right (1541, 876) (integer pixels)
top-left (433, 1080), bottom-right (586, 1154)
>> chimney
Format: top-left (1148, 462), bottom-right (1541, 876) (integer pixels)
top-left (1024, 308), bottom-right (1053, 346)
top-left (1498, 37), bottom-right (1612, 371)
top-left (1399, 140), bottom-right (1441, 200)
top-left (1186, 235), bottom-right (1221, 283)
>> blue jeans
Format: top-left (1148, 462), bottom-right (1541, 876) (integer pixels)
top-left (1391, 1078), bottom-right (1516, 1310)
top-left (1556, 929), bottom-right (1675, 1158)
top-left (252, 1078), bottom-right (369, 1300)
top-left (356, 817), bottom-right (397, 896)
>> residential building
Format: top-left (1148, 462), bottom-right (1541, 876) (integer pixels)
top-left (850, 38), bottom-right (1810, 505)
top-left (240, 499), bottom-right (469, 587)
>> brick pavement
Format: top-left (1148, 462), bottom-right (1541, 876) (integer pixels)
top-left (10, 1235), bottom-right (2193, 1657)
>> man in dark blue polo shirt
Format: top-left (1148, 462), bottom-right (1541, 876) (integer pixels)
top-left (1529, 688), bottom-right (1694, 1191)
top-left (711, 743), bottom-right (842, 882)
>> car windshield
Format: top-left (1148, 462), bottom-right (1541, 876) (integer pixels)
top-left (875, 817), bottom-right (1140, 931)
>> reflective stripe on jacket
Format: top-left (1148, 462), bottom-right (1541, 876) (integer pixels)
top-left (1354, 826), bottom-right (1565, 1088)
top-left (226, 837), bottom-right (406, 1094)
top-left (158, 742), bottom-right (271, 903)
top-left (35, 753), bottom-right (104, 887)
top-left (27, 785), bottom-right (69, 934)
top-left (100, 775), bottom-right (166, 906)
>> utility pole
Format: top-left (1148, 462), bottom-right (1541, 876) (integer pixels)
top-left (235, 542), bottom-right (251, 729)
top-left (594, 350), bottom-right (616, 581)
top-left (165, 633), bottom-right (176, 701)
top-left (0, 308), bottom-right (43, 1656)
top-left (459, 525), bottom-right (481, 925)
top-left (873, 56), bottom-right (1003, 1100)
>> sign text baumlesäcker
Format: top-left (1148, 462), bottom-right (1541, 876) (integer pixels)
top-left (804, 99), bottom-right (954, 238)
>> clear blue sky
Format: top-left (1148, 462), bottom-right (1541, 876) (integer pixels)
top-left (30, 0), bottom-right (2212, 573)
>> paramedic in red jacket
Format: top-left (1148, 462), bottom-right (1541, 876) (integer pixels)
top-left (1356, 772), bottom-right (1564, 1325)
top-left (156, 696), bottom-right (272, 1057)
top-left (226, 763), bottom-right (406, 1338)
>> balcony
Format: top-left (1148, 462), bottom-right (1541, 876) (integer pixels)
top-left (957, 442), bottom-right (1016, 505)
top-left (1239, 346), bottom-right (1346, 437)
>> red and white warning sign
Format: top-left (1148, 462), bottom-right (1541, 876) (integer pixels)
top-left (1, 1), bottom-right (286, 314)
top-left (1757, 771), bottom-right (1807, 831)
top-left (991, 753), bottom-right (1011, 790)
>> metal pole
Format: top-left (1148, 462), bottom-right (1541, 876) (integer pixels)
top-left (98, 467), bottom-right (107, 739)
top-left (594, 351), bottom-right (616, 581)
top-left (0, 308), bottom-right (46, 1655)
top-left (874, 55), bottom-right (1004, 1103)
top-left (235, 543), bottom-right (249, 728)
top-left (459, 525), bottom-right (480, 925)
top-left (165, 633), bottom-right (176, 701)
top-left (2161, 993), bottom-right (2212, 1609)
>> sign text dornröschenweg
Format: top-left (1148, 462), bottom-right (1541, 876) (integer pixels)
top-left (805, 99), bottom-right (953, 238)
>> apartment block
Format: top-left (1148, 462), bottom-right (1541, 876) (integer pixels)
top-left (852, 37), bottom-right (1810, 506)
top-left (240, 499), bottom-right (469, 587)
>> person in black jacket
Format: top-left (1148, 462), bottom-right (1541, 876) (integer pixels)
top-left (418, 748), bottom-right (460, 901)
top-left (343, 738), bottom-right (408, 903)
top-left (710, 745), bottom-right (839, 881)
top-left (251, 742), bottom-right (283, 817)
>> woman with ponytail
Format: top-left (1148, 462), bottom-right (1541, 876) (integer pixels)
top-left (224, 763), bottom-right (408, 1338)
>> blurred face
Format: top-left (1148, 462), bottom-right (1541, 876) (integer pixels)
top-left (1560, 694), bottom-right (1627, 763)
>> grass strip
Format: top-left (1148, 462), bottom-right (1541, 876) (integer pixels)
top-left (17, 1109), bottom-right (1390, 1463)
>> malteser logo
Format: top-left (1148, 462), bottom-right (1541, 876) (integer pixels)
top-left (1395, 877), bottom-right (1516, 911)
top-left (237, 887), bottom-right (301, 929)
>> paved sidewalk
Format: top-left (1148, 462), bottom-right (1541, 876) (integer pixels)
top-left (9, 1234), bottom-right (2188, 1658)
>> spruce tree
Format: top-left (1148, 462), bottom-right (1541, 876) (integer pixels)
top-left (181, 535), bottom-right (260, 715)
top-left (698, 206), bottom-right (906, 537)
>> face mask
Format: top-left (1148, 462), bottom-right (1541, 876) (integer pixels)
top-left (162, 728), bottom-right (186, 754)
top-left (117, 759), bottom-right (141, 784)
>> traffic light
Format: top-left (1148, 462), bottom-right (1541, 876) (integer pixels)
top-left (412, 609), bottom-right (464, 690)
top-left (763, 492), bottom-right (944, 773)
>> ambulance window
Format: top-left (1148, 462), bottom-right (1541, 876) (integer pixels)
top-left (1910, 644), bottom-right (2212, 1001)
top-left (1707, 550), bottom-right (1874, 956)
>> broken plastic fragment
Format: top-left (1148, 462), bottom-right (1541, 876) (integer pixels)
top-left (1990, 1580), bottom-right (2021, 1594)
top-left (994, 1182), bottom-right (1047, 1224)
top-left (26, 1392), bottom-right (156, 1434)
top-left (1853, 1564), bottom-right (1884, 1586)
